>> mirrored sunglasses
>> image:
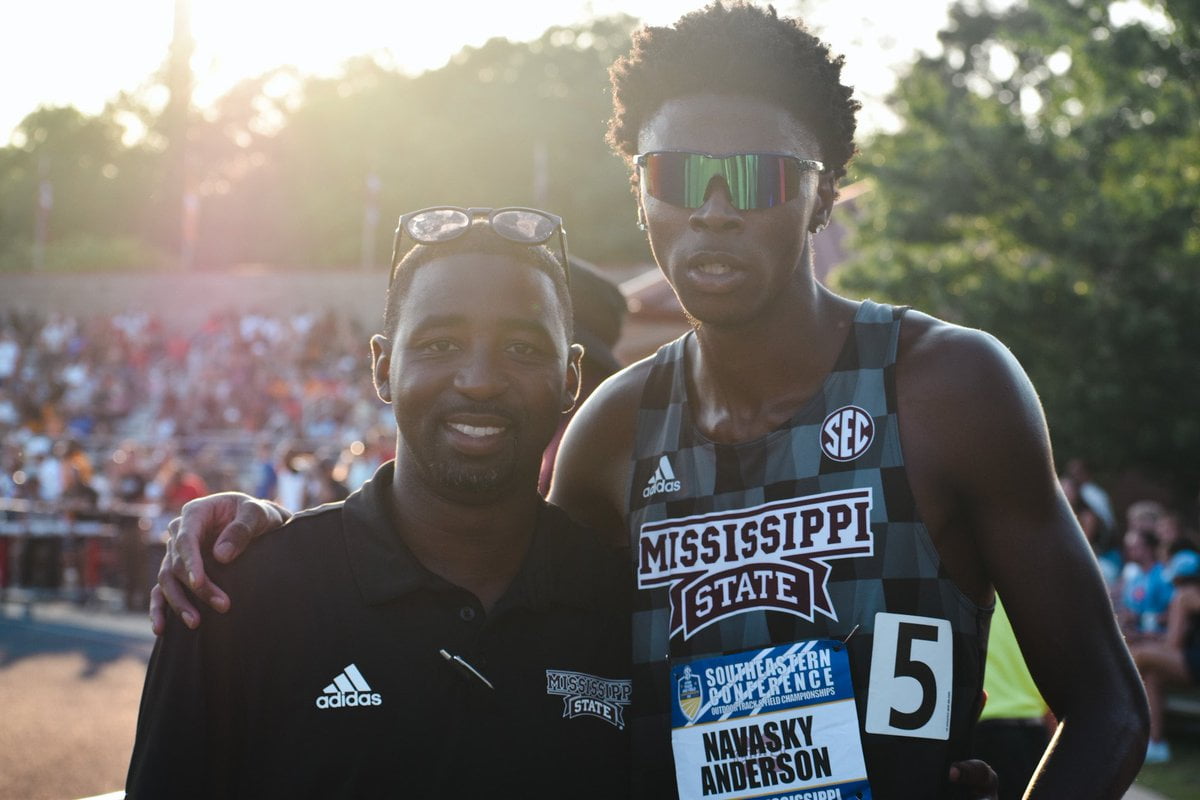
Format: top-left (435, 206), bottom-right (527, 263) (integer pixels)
top-left (392, 206), bottom-right (570, 285)
top-left (635, 151), bottom-right (825, 211)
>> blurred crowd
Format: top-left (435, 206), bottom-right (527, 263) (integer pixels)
top-left (1059, 461), bottom-right (1198, 639)
top-left (0, 307), bottom-right (394, 516)
top-left (1060, 459), bottom-right (1200, 764)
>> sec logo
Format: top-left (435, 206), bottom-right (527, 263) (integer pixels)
top-left (821, 405), bottom-right (875, 462)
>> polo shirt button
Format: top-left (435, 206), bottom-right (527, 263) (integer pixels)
top-left (459, 606), bottom-right (477, 622)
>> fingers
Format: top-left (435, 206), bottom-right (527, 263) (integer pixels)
top-left (164, 509), bottom-right (231, 622)
top-left (213, 499), bottom-right (274, 563)
top-left (149, 584), bottom-right (166, 636)
top-left (948, 758), bottom-right (999, 800)
top-left (156, 550), bottom-right (201, 631)
top-left (176, 500), bottom-right (239, 608)
top-left (155, 492), bottom-right (276, 626)
top-left (175, 500), bottom-right (219, 587)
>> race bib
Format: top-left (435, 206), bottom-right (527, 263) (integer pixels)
top-left (670, 641), bottom-right (871, 800)
top-left (864, 613), bottom-right (953, 741)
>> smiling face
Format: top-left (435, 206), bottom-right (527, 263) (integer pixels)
top-left (636, 92), bottom-right (834, 328)
top-left (372, 253), bottom-right (577, 504)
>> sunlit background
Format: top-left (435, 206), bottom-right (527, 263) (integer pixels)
top-left (0, 0), bottom-right (981, 276)
top-left (1, 0), bottom-right (965, 141)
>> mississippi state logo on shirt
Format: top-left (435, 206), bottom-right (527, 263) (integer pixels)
top-left (637, 489), bottom-right (875, 639)
top-left (545, 670), bottom-right (632, 730)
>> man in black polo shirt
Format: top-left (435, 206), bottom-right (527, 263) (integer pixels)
top-left (125, 209), bottom-right (631, 798)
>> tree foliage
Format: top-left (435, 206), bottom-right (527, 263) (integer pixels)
top-left (835, 0), bottom-right (1199, 490)
top-left (0, 104), bottom-right (169, 269)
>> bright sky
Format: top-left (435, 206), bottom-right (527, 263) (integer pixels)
top-left (0, 0), bottom-right (962, 143)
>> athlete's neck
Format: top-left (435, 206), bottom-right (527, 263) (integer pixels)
top-left (688, 284), bottom-right (858, 444)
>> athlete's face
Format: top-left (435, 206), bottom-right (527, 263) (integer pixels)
top-left (372, 254), bottom-right (577, 503)
top-left (636, 93), bottom-right (835, 327)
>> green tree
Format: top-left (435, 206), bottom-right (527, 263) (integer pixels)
top-left (0, 105), bottom-right (167, 270)
top-left (836, 0), bottom-right (1199, 495)
top-left (239, 14), bottom-right (642, 268)
top-left (0, 15), bottom-right (646, 273)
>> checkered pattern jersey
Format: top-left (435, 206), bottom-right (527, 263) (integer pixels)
top-left (626, 300), bottom-right (991, 799)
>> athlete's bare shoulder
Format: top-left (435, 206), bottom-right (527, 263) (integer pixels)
top-left (549, 353), bottom-right (658, 545)
top-left (893, 309), bottom-right (1057, 602)
top-left (895, 309), bottom-right (1046, 451)
top-left (896, 309), bottom-right (1026, 394)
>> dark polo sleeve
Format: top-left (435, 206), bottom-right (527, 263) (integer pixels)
top-left (125, 588), bottom-right (243, 797)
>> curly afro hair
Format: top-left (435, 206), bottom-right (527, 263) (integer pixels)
top-left (607, 2), bottom-right (859, 184)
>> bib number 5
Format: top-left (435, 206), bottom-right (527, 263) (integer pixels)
top-left (864, 612), bottom-right (953, 740)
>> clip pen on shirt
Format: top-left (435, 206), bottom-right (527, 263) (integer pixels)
top-left (439, 648), bottom-right (495, 690)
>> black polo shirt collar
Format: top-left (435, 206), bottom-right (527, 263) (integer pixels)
top-left (339, 461), bottom-right (616, 614)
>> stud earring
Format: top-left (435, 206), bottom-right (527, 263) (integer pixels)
top-left (637, 207), bottom-right (647, 232)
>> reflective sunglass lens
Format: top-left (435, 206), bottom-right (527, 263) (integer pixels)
top-left (407, 208), bottom-right (471, 242)
top-left (491, 210), bottom-right (557, 243)
top-left (641, 153), bottom-right (818, 210)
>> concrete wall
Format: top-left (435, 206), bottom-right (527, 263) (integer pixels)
top-left (0, 270), bottom-right (391, 331)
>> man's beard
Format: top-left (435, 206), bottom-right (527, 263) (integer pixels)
top-left (405, 424), bottom-right (520, 498)
top-left (423, 459), bottom-right (509, 495)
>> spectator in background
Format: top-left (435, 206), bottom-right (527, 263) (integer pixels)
top-left (60, 451), bottom-right (99, 509)
top-left (1120, 527), bottom-right (1174, 638)
top-left (109, 444), bottom-right (154, 611)
top-left (0, 325), bottom-right (20, 386)
top-left (1127, 499), bottom-right (1165, 538)
top-left (1156, 508), bottom-right (1199, 567)
top-left (339, 428), bottom-right (393, 493)
top-left (35, 445), bottom-right (63, 502)
top-left (251, 442), bottom-right (278, 501)
top-left (60, 439), bottom-right (93, 489)
top-left (1131, 550), bottom-right (1200, 764)
top-left (273, 448), bottom-right (309, 512)
top-left (155, 459), bottom-right (209, 514)
top-left (110, 444), bottom-right (150, 507)
top-left (1063, 458), bottom-right (1117, 534)
top-left (1062, 474), bottom-right (1120, 588)
top-left (307, 456), bottom-right (349, 506)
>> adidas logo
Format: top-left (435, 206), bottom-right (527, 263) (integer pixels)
top-left (315, 663), bottom-right (383, 709)
top-left (642, 455), bottom-right (682, 499)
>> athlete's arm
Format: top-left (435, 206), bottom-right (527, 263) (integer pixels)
top-left (548, 359), bottom-right (649, 547)
top-left (898, 316), bottom-right (1148, 799)
top-left (149, 493), bottom-right (290, 634)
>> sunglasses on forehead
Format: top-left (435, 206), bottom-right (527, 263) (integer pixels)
top-left (391, 206), bottom-right (570, 285)
top-left (635, 151), bottom-right (826, 211)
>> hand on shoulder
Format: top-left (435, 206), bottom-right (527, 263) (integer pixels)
top-left (150, 492), bottom-right (291, 634)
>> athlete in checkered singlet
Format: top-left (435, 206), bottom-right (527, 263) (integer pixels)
top-left (548, 6), bottom-right (1147, 799)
